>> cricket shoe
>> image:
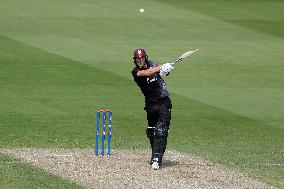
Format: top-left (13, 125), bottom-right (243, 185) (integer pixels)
top-left (151, 158), bottom-right (159, 170)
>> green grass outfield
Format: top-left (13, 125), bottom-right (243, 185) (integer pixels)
top-left (0, 0), bottom-right (283, 188)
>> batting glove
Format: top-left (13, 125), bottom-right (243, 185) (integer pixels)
top-left (160, 63), bottom-right (175, 76)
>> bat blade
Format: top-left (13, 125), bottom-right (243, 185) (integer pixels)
top-left (171, 49), bottom-right (199, 65)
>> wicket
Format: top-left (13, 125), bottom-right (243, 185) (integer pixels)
top-left (95, 109), bottom-right (112, 156)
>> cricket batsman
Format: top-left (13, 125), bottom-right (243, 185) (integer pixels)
top-left (131, 48), bottom-right (174, 170)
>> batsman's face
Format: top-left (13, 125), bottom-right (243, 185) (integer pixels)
top-left (135, 57), bottom-right (146, 68)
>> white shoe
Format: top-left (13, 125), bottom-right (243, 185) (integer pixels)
top-left (151, 158), bottom-right (159, 170)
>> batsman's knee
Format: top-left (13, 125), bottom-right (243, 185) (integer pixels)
top-left (155, 121), bottom-right (169, 138)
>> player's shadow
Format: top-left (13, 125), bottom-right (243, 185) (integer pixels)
top-left (162, 160), bottom-right (180, 168)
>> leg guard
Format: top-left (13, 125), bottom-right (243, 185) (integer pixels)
top-left (146, 127), bottom-right (155, 164)
top-left (153, 121), bottom-right (169, 164)
top-left (146, 127), bottom-right (155, 148)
